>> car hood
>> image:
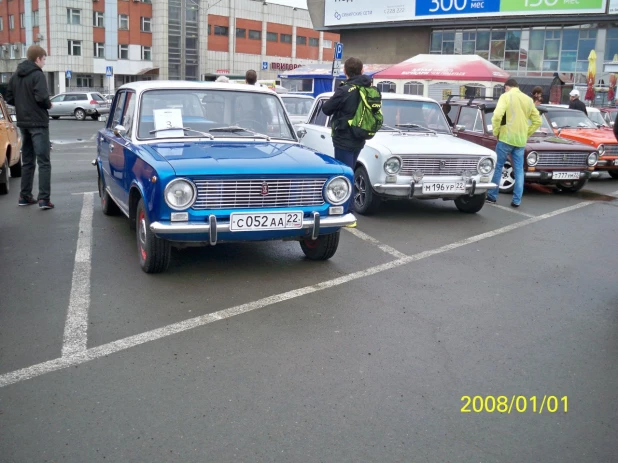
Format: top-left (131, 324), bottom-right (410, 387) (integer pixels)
top-left (145, 141), bottom-right (346, 176)
top-left (368, 131), bottom-right (496, 157)
top-left (554, 128), bottom-right (617, 147)
top-left (526, 134), bottom-right (594, 151)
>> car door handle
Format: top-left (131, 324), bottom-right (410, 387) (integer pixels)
top-left (320, 134), bottom-right (325, 139)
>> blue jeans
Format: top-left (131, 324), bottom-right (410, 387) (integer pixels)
top-left (488, 141), bottom-right (525, 205)
top-left (334, 147), bottom-right (360, 211)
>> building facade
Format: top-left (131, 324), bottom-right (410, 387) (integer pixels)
top-left (0, 0), bottom-right (338, 96)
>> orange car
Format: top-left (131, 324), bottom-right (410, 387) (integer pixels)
top-left (541, 105), bottom-right (618, 179)
top-left (0, 95), bottom-right (21, 194)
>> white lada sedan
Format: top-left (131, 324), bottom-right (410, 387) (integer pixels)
top-left (296, 93), bottom-right (498, 214)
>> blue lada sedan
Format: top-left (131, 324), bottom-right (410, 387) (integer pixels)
top-left (95, 81), bottom-right (356, 273)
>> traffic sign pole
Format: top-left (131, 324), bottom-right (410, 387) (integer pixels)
top-left (332, 42), bottom-right (343, 91)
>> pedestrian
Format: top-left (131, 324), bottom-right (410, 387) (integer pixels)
top-left (568, 89), bottom-right (588, 115)
top-left (5, 45), bottom-right (54, 209)
top-left (487, 78), bottom-right (541, 208)
top-left (245, 70), bottom-right (261, 86)
top-left (531, 86), bottom-right (543, 106)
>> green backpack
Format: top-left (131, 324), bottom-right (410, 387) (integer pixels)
top-left (347, 84), bottom-right (383, 140)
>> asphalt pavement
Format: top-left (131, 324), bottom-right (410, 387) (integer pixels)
top-left (0, 119), bottom-right (617, 462)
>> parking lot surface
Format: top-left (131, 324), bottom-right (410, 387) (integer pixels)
top-left (0, 120), bottom-right (617, 462)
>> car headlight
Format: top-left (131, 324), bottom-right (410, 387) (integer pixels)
top-left (383, 156), bottom-right (402, 175)
top-left (527, 151), bottom-right (538, 166)
top-left (477, 157), bottom-right (494, 175)
top-left (324, 176), bottom-right (351, 205)
top-left (164, 178), bottom-right (196, 210)
top-left (588, 151), bottom-right (599, 166)
top-left (597, 144), bottom-right (605, 156)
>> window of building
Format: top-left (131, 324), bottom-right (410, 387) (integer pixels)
top-left (119, 44), bottom-right (129, 60)
top-left (94, 42), bottom-right (105, 58)
top-left (67, 8), bottom-right (81, 25)
top-left (403, 81), bottom-right (423, 96)
top-left (296, 35), bottom-right (306, 45)
top-left (141, 17), bottom-right (151, 32)
top-left (0, 17), bottom-right (3, 32)
top-left (377, 81), bottom-right (396, 93)
top-left (75, 76), bottom-right (92, 88)
top-left (9, 15), bottom-right (14, 30)
top-left (186, 37), bottom-right (197, 51)
top-left (19, 13), bottom-right (24, 28)
top-left (142, 46), bottom-right (151, 61)
top-left (282, 78), bottom-right (313, 93)
top-left (309, 37), bottom-right (319, 47)
top-left (9, 45), bottom-right (15, 59)
top-left (281, 34), bottom-right (292, 43)
top-left (68, 40), bottom-right (82, 56)
top-left (32, 11), bottom-right (39, 27)
top-left (267, 32), bottom-right (278, 42)
top-left (249, 29), bottom-right (261, 40)
top-left (118, 14), bottom-right (129, 30)
top-left (20, 43), bottom-right (26, 58)
top-left (208, 24), bottom-right (211, 35)
top-left (214, 25), bottom-right (228, 36)
top-left (236, 28), bottom-right (246, 38)
top-left (323, 39), bottom-right (332, 48)
top-left (93, 11), bottom-right (104, 27)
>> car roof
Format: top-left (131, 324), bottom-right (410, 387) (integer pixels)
top-left (280, 94), bottom-right (314, 99)
top-left (316, 92), bottom-right (438, 103)
top-left (117, 80), bottom-right (279, 95)
top-left (538, 105), bottom-right (587, 113)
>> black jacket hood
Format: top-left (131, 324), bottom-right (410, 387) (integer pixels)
top-left (345, 74), bottom-right (372, 87)
top-left (17, 60), bottom-right (42, 78)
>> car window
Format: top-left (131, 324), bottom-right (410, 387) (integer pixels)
top-left (282, 97), bottom-right (314, 116)
top-left (380, 99), bottom-right (450, 133)
top-left (308, 100), bottom-right (328, 126)
top-left (458, 107), bottom-right (482, 132)
top-left (110, 91), bottom-right (127, 129)
top-left (546, 110), bottom-right (597, 129)
top-left (442, 104), bottom-right (459, 127)
top-left (485, 110), bottom-right (553, 133)
top-left (587, 111), bottom-right (607, 127)
top-left (51, 95), bottom-right (65, 103)
top-left (73, 94), bottom-right (88, 101)
top-left (92, 93), bottom-right (106, 102)
top-left (122, 92), bottom-right (136, 135)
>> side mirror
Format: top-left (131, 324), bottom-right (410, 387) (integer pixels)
top-left (455, 124), bottom-right (465, 132)
top-left (296, 127), bottom-right (307, 139)
top-left (113, 125), bottom-right (127, 137)
top-left (98, 115), bottom-right (107, 122)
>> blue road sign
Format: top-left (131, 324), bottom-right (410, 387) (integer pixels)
top-left (262, 61), bottom-right (268, 70)
top-left (334, 42), bottom-right (343, 60)
top-left (65, 70), bottom-right (72, 79)
top-left (106, 66), bottom-right (113, 77)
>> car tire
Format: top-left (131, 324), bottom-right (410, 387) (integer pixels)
top-left (555, 179), bottom-right (587, 193)
top-left (9, 156), bottom-right (21, 178)
top-left (0, 157), bottom-right (9, 195)
top-left (454, 193), bottom-right (486, 213)
top-left (98, 174), bottom-right (120, 215)
top-left (74, 109), bottom-right (86, 121)
top-left (608, 170), bottom-right (618, 179)
top-left (353, 166), bottom-right (381, 215)
top-left (51, 116), bottom-right (60, 120)
top-left (300, 230), bottom-right (340, 260)
top-left (136, 198), bottom-right (171, 273)
top-left (500, 160), bottom-right (515, 193)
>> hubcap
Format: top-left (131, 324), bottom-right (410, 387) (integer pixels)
top-left (138, 211), bottom-right (147, 260)
top-left (354, 174), bottom-right (366, 208)
top-left (500, 162), bottom-right (515, 191)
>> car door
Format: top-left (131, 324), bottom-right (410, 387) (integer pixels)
top-left (454, 106), bottom-right (490, 148)
top-left (0, 98), bottom-right (19, 154)
top-left (297, 98), bottom-right (335, 157)
top-left (100, 90), bottom-right (128, 207)
top-left (49, 94), bottom-right (66, 116)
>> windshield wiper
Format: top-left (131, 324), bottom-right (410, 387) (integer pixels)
top-left (149, 126), bottom-right (214, 139)
top-left (380, 124), bottom-right (402, 132)
top-left (395, 123), bottom-right (436, 134)
top-left (209, 126), bottom-right (271, 141)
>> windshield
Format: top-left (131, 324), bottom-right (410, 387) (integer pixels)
top-left (484, 111), bottom-right (554, 133)
top-left (587, 111), bottom-right (608, 127)
top-left (380, 100), bottom-right (450, 133)
top-left (545, 110), bottom-right (597, 129)
top-left (137, 89), bottom-right (294, 140)
top-left (282, 97), bottom-right (314, 116)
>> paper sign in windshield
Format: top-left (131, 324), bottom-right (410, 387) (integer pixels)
top-left (153, 108), bottom-right (184, 138)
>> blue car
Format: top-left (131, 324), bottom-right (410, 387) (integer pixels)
top-left (94, 81), bottom-right (356, 273)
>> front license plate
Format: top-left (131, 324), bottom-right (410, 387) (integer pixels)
top-left (230, 211), bottom-right (303, 231)
top-left (422, 182), bottom-right (466, 193)
top-left (553, 171), bottom-right (580, 180)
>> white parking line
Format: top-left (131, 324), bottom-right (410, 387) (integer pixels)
top-left (0, 198), bottom-right (596, 388)
top-left (344, 227), bottom-right (407, 259)
top-left (487, 203), bottom-right (535, 218)
top-left (71, 191), bottom-right (98, 195)
top-left (61, 192), bottom-right (95, 357)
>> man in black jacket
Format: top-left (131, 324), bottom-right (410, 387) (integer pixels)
top-left (568, 89), bottom-right (588, 116)
top-left (6, 45), bottom-right (54, 209)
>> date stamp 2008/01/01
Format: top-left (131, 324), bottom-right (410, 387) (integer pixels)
top-left (461, 396), bottom-right (568, 414)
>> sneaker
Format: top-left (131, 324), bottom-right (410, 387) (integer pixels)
top-left (511, 202), bottom-right (520, 208)
top-left (486, 197), bottom-right (497, 204)
top-left (18, 196), bottom-right (37, 206)
top-left (38, 199), bottom-right (55, 210)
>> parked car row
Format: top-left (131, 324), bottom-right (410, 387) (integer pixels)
top-left (49, 91), bottom-right (111, 121)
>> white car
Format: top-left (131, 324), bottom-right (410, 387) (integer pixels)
top-left (296, 93), bottom-right (498, 214)
top-left (280, 94), bottom-right (315, 124)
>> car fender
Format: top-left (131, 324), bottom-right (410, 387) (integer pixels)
top-left (358, 142), bottom-right (392, 185)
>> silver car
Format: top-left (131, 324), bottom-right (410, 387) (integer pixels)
top-left (280, 94), bottom-right (315, 124)
top-left (48, 92), bottom-right (111, 121)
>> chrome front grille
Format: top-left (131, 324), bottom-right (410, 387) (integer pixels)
top-left (192, 178), bottom-right (326, 210)
top-left (399, 156), bottom-right (479, 176)
top-left (603, 144), bottom-right (618, 156)
top-left (537, 152), bottom-right (588, 167)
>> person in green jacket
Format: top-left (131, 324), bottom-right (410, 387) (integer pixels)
top-left (487, 78), bottom-right (542, 208)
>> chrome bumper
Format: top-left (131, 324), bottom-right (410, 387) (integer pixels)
top-left (373, 180), bottom-right (497, 197)
top-left (150, 212), bottom-right (357, 245)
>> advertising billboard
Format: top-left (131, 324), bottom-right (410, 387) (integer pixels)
top-left (325, 0), bottom-right (608, 27)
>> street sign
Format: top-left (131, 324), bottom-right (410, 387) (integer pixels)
top-left (334, 42), bottom-right (343, 60)
top-left (65, 70), bottom-right (72, 79)
top-left (106, 66), bottom-right (113, 77)
top-left (261, 61), bottom-right (268, 70)
top-left (332, 60), bottom-right (341, 76)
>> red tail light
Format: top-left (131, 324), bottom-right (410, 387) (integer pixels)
top-left (90, 100), bottom-right (97, 105)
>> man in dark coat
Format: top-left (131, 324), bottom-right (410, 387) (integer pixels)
top-left (568, 89), bottom-right (588, 116)
top-left (6, 45), bottom-right (54, 209)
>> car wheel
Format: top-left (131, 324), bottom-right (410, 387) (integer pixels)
top-left (51, 116), bottom-right (60, 120)
top-left (74, 108), bottom-right (86, 121)
top-left (500, 161), bottom-right (515, 193)
top-left (608, 170), bottom-right (618, 179)
top-left (300, 230), bottom-right (340, 260)
top-left (0, 157), bottom-right (9, 195)
top-left (136, 198), bottom-right (171, 273)
top-left (555, 179), bottom-right (587, 193)
top-left (98, 174), bottom-right (120, 215)
top-left (9, 155), bottom-right (21, 178)
top-left (454, 193), bottom-right (486, 213)
top-left (353, 166), bottom-right (380, 215)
